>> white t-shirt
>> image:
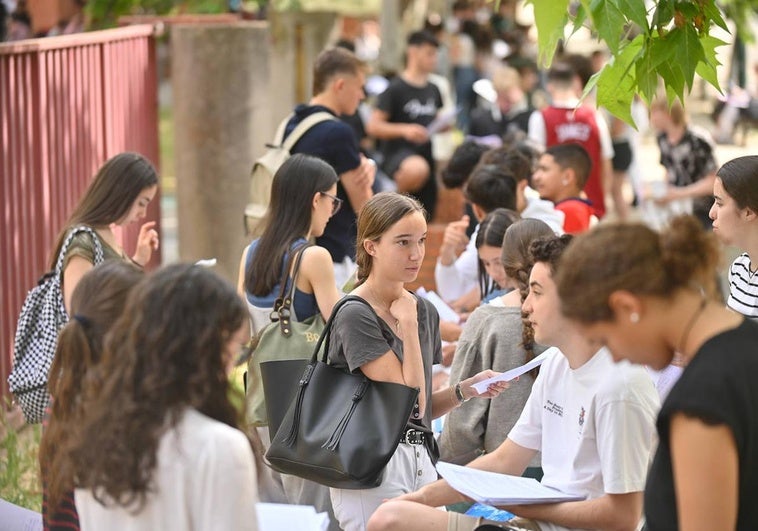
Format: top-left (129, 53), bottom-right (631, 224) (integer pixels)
top-left (75, 408), bottom-right (259, 531)
top-left (508, 348), bottom-right (659, 531)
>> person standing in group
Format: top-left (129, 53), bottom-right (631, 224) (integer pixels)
top-left (327, 192), bottom-right (508, 531)
top-left (528, 62), bottom-right (614, 219)
top-left (69, 264), bottom-right (259, 530)
top-left (282, 47), bottom-right (376, 287)
top-left (367, 31), bottom-right (444, 220)
top-left (40, 261), bottom-right (143, 531)
top-left (556, 215), bottom-right (758, 530)
top-left (237, 154), bottom-right (342, 526)
top-left (710, 156), bottom-right (758, 320)
top-left (649, 97), bottom-right (718, 230)
top-left (51, 152), bottom-right (159, 311)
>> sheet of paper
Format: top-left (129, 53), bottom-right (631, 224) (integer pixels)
top-left (426, 107), bottom-right (457, 136)
top-left (416, 287), bottom-right (460, 324)
top-left (0, 498), bottom-right (43, 531)
top-left (471, 347), bottom-right (558, 395)
top-left (436, 462), bottom-right (585, 505)
top-left (256, 503), bottom-right (330, 531)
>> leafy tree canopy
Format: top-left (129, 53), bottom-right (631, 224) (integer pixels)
top-left (527, 0), bottom-right (755, 124)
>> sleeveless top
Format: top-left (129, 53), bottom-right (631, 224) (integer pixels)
top-left (541, 105), bottom-right (605, 217)
top-left (243, 238), bottom-right (319, 334)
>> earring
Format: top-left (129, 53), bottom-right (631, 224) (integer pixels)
top-left (630, 312), bottom-right (640, 323)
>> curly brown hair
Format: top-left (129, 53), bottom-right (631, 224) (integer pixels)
top-left (556, 216), bottom-right (720, 323)
top-left (68, 263), bottom-right (248, 509)
top-left (501, 219), bottom-right (555, 375)
top-left (39, 261), bottom-right (143, 514)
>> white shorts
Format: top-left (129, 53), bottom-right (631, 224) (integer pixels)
top-left (330, 442), bottom-right (438, 531)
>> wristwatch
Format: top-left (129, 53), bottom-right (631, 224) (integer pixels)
top-left (454, 382), bottom-right (469, 404)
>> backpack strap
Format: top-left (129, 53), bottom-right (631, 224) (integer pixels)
top-left (53, 226), bottom-right (105, 279)
top-left (280, 111), bottom-right (336, 153)
top-left (268, 114), bottom-right (294, 147)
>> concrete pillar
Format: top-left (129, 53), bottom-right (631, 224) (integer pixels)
top-left (172, 22), bottom-right (271, 285)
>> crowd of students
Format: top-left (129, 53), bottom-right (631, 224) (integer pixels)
top-left (8, 7), bottom-right (758, 531)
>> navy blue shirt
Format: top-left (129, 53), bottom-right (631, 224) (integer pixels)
top-left (286, 104), bottom-right (362, 262)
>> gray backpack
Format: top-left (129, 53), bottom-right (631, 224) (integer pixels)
top-left (245, 111), bottom-right (335, 235)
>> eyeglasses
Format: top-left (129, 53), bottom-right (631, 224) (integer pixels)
top-left (320, 191), bottom-right (343, 215)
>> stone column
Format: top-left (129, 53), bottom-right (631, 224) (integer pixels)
top-left (172, 22), bottom-right (271, 285)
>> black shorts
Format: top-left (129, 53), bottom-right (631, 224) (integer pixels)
top-left (612, 140), bottom-right (633, 172)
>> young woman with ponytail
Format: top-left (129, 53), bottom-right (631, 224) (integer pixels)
top-left (556, 215), bottom-right (758, 530)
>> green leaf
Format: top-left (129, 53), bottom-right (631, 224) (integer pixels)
top-left (571, 1), bottom-right (589, 37)
top-left (668, 25), bottom-right (705, 90)
top-left (527, 0), bottom-right (570, 66)
top-left (696, 34), bottom-right (727, 92)
top-left (702, 0), bottom-right (729, 32)
top-left (656, 60), bottom-right (686, 102)
top-left (617, 0), bottom-right (649, 32)
top-left (595, 36), bottom-right (642, 126)
top-left (589, 0), bottom-right (624, 54)
top-left (676, 1), bottom-right (699, 18)
top-left (652, 0), bottom-right (674, 30)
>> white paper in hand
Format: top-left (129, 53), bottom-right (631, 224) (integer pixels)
top-left (471, 347), bottom-right (558, 395)
top-left (416, 287), bottom-right (460, 324)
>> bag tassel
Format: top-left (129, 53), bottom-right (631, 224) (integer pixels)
top-left (323, 379), bottom-right (369, 451)
top-left (283, 364), bottom-right (314, 446)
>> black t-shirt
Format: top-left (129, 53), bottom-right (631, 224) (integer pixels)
top-left (645, 319), bottom-right (758, 530)
top-left (469, 107), bottom-right (532, 138)
top-left (375, 76), bottom-right (442, 165)
top-left (287, 104), bottom-right (362, 262)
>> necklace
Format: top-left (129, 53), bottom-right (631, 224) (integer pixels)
top-left (677, 294), bottom-right (708, 354)
top-left (365, 286), bottom-right (400, 332)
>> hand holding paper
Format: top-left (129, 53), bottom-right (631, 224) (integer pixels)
top-left (471, 348), bottom-right (557, 395)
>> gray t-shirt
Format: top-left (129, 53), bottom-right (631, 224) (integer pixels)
top-left (327, 295), bottom-right (442, 457)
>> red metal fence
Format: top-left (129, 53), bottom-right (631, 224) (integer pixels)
top-left (0, 25), bottom-right (161, 397)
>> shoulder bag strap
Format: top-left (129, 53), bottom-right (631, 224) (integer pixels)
top-left (275, 242), bottom-right (311, 336)
top-left (280, 112), bottom-right (336, 153)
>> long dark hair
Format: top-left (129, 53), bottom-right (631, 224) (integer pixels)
top-left (49, 152), bottom-right (158, 268)
top-left (475, 208), bottom-right (520, 298)
top-left (245, 154), bottom-right (338, 296)
top-left (39, 261), bottom-right (143, 513)
top-left (69, 264), bottom-right (248, 509)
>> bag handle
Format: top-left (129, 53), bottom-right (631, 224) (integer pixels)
top-left (280, 112), bottom-right (335, 153)
top-left (53, 226), bottom-right (105, 280)
top-left (272, 241), bottom-right (310, 337)
top-left (308, 295), bottom-right (381, 367)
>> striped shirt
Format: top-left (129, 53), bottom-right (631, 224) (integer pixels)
top-left (728, 253), bottom-right (758, 320)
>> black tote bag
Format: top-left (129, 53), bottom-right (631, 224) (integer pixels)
top-left (263, 296), bottom-right (420, 489)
